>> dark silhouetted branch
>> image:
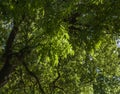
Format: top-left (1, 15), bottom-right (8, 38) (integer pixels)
top-left (0, 16), bottom-right (25, 88)
top-left (0, 21), bottom-right (19, 87)
top-left (22, 61), bottom-right (45, 94)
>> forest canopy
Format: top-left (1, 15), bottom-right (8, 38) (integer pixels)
top-left (0, 0), bottom-right (120, 94)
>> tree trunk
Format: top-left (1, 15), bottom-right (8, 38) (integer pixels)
top-left (0, 21), bottom-right (18, 88)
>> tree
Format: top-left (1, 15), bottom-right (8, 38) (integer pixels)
top-left (0, 0), bottom-right (120, 94)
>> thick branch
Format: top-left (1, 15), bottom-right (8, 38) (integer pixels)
top-left (0, 21), bottom-right (19, 87)
top-left (0, 15), bottom-right (25, 87)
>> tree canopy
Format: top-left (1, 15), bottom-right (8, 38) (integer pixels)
top-left (0, 0), bottom-right (120, 94)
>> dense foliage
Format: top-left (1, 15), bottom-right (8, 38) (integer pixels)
top-left (0, 0), bottom-right (120, 94)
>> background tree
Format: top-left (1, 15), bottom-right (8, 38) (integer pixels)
top-left (0, 0), bottom-right (120, 94)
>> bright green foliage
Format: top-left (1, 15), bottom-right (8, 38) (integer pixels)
top-left (0, 0), bottom-right (120, 94)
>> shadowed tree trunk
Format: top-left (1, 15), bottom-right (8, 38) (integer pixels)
top-left (0, 21), bottom-right (18, 87)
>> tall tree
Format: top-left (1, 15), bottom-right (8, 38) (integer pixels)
top-left (0, 0), bottom-right (120, 94)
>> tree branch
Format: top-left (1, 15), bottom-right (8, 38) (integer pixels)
top-left (50, 63), bottom-right (65, 93)
top-left (22, 61), bottom-right (45, 94)
top-left (0, 21), bottom-right (19, 87)
top-left (0, 16), bottom-right (25, 87)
